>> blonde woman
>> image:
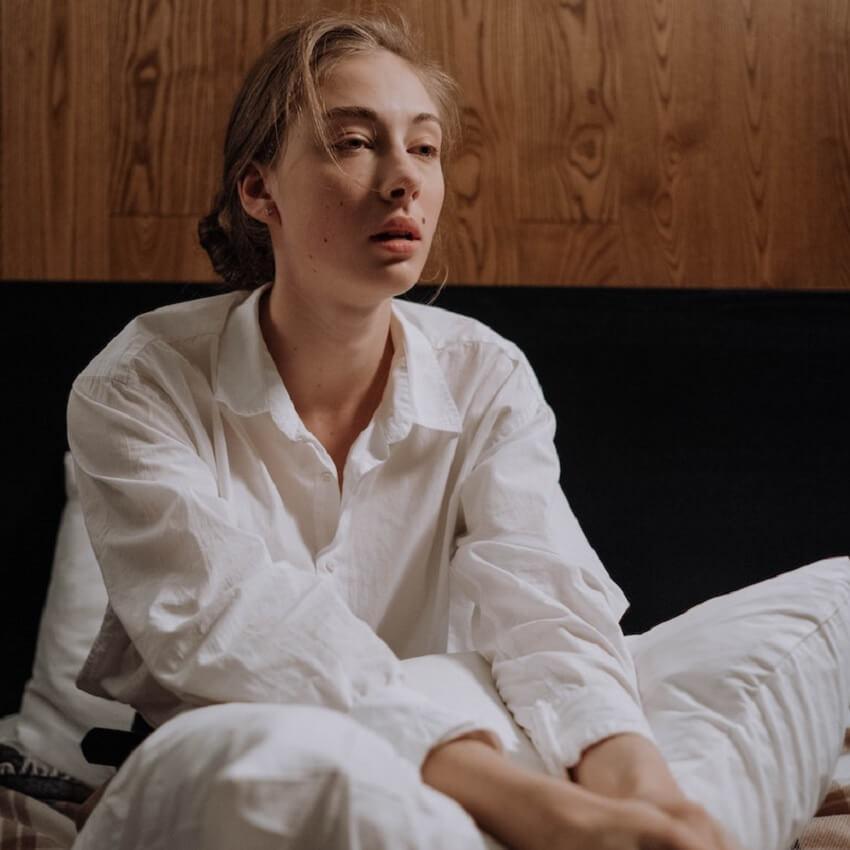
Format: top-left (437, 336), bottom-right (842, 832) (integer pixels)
top-left (69, 12), bottom-right (739, 850)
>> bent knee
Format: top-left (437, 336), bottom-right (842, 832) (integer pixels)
top-left (137, 702), bottom-right (409, 785)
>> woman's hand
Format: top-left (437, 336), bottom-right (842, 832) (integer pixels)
top-left (650, 799), bottom-right (743, 850)
top-left (422, 737), bottom-right (740, 850)
top-left (530, 776), bottom-right (739, 850)
top-left (566, 733), bottom-right (743, 850)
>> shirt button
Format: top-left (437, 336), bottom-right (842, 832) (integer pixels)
top-left (325, 560), bottom-right (336, 573)
top-left (321, 471), bottom-right (334, 483)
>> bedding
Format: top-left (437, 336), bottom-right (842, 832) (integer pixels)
top-left (13, 453), bottom-right (133, 788)
top-left (0, 788), bottom-right (77, 849)
top-left (627, 559), bottom-right (850, 849)
top-left (3, 454), bottom-right (850, 848)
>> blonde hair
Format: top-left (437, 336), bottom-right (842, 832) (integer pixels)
top-left (198, 10), bottom-right (462, 292)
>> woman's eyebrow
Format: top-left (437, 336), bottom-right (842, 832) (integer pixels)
top-left (322, 105), bottom-right (443, 134)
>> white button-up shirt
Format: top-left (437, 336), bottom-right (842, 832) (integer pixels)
top-left (68, 283), bottom-right (654, 775)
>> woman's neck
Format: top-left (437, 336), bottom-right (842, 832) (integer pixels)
top-left (259, 283), bottom-right (395, 428)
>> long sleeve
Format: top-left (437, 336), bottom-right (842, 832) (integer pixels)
top-left (68, 367), bottom-right (499, 769)
top-left (450, 356), bottom-right (656, 776)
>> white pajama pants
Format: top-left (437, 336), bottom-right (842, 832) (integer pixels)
top-left (72, 558), bottom-right (850, 850)
top-left (73, 702), bottom-right (493, 850)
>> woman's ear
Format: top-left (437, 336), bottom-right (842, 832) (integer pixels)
top-left (239, 163), bottom-right (278, 223)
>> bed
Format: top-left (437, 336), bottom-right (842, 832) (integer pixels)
top-left (2, 281), bottom-right (849, 849)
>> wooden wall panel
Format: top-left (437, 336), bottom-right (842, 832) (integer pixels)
top-left (109, 1), bottom-right (280, 216)
top-left (2, 0), bottom-right (849, 288)
top-left (519, 0), bottom-right (620, 224)
top-left (1, 0), bottom-right (109, 279)
top-left (109, 215), bottom-right (212, 280)
top-left (617, 0), bottom-right (733, 287)
top-left (422, 0), bottom-right (520, 283)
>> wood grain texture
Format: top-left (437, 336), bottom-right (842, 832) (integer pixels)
top-left (423, 0), bottom-right (520, 284)
top-left (1, 0), bottom-right (110, 279)
top-left (617, 0), bottom-right (719, 287)
top-left (773, 0), bottom-right (850, 289)
top-left (833, 0), bottom-right (850, 285)
top-left (0, 0), bottom-right (4, 276)
top-left (72, 1), bottom-right (111, 279)
top-left (518, 221), bottom-right (622, 286)
top-left (110, 215), bottom-right (212, 280)
top-left (518, 0), bottom-right (620, 224)
top-left (739, 0), bottom-right (772, 285)
top-left (2, 0), bottom-right (849, 287)
top-left (2, 0), bottom-right (50, 278)
top-left (110, 0), bottom-right (215, 215)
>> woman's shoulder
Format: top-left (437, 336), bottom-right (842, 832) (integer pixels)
top-left (78, 289), bottom-right (249, 385)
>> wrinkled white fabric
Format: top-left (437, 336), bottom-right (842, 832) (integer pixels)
top-left (74, 557), bottom-right (850, 850)
top-left (68, 283), bottom-right (654, 774)
top-left (72, 702), bottom-right (496, 850)
top-left (629, 557), bottom-right (850, 850)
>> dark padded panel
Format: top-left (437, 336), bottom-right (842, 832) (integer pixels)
top-left (2, 281), bottom-right (849, 717)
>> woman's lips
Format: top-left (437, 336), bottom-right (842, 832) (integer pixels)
top-left (369, 237), bottom-right (419, 256)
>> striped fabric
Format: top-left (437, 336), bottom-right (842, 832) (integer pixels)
top-left (0, 789), bottom-right (75, 850)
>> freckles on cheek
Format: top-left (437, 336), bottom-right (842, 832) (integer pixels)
top-left (313, 200), bottom-right (337, 248)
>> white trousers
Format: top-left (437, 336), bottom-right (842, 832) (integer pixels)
top-left (72, 558), bottom-right (850, 850)
top-left (73, 702), bottom-right (492, 850)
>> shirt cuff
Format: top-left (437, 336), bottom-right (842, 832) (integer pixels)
top-left (524, 701), bottom-right (658, 776)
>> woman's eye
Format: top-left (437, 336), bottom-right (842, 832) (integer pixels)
top-left (335, 137), bottom-right (372, 152)
top-left (413, 144), bottom-right (440, 159)
top-left (333, 138), bottom-right (439, 159)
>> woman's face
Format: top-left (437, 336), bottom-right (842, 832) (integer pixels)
top-left (263, 49), bottom-right (446, 309)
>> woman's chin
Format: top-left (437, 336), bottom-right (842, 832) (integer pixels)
top-left (365, 262), bottom-right (423, 295)
top-left (324, 271), bottom-right (419, 311)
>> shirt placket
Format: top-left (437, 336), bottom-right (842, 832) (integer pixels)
top-left (314, 419), bottom-right (393, 580)
top-left (309, 443), bottom-right (343, 576)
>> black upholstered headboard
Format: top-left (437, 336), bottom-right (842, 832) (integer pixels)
top-left (3, 281), bottom-right (849, 717)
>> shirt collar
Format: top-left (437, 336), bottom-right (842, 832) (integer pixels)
top-left (214, 283), bottom-right (304, 439)
top-left (387, 301), bottom-right (462, 438)
top-left (214, 284), bottom-right (461, 440)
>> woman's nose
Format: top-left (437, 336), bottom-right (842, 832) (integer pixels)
top-left (379, 151), bottom-right (421, 202)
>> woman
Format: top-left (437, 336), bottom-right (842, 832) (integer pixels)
top-left (69, 12), bottom-right (738, 850)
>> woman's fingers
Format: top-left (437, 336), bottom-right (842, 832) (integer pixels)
top-left (530, 776), bottom-right (735, 850)
top-left (631, 803), bottom-right (712, 850)
top-left (574, 796), bottom-right (716, 850)
top-left (659, 799), bottom-right (743, 850)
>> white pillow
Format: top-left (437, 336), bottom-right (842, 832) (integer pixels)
top-left (629, 555), bottom-right (850, 850)
top-left (16, 453), bottom-right (134, 787)
top-left (403, 557), bottom-right (850, 850)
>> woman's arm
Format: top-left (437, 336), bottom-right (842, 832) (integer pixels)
top-left (570, 733), bottom-right (685, 803)
top-left (450, 355), bottom-right (655, 773)
top-left (445, 353), bottom-right (743, 847)
top-left (67, 367), bottom-right (498, 770)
